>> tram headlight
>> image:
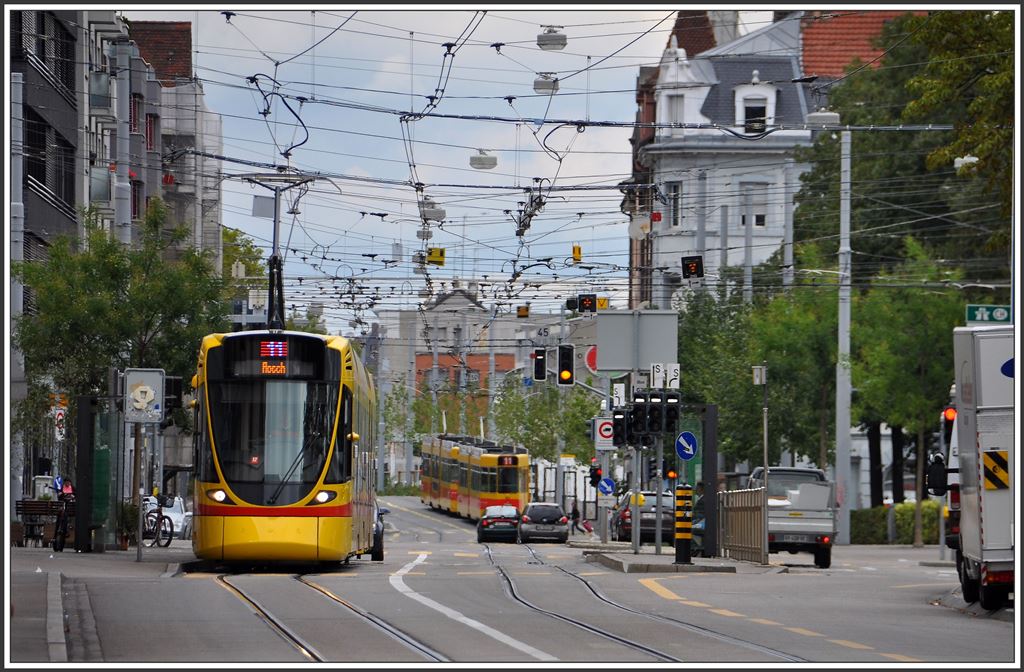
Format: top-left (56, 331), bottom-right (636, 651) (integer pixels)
top-left (314, 490), bottom-right (337, 503)
top-left (207, 489), bottom-right (227, 502)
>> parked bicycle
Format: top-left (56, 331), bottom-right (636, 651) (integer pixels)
top-left (143, 494), bottom-right (174, 547)
top-left (51, 480), bottom-right (75, 553)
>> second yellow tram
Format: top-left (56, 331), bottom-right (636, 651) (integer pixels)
top-left (420, 435), bottom-right (530, 520)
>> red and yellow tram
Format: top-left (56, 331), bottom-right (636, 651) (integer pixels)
top-left (420, 435), bottom-right (530, 520)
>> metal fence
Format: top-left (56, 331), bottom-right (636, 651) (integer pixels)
top-left (718, 487), bottom-right (767, 565)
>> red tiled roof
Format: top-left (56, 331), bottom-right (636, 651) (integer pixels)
top-left (667, 11), bottom-right (717, 57)
top-left (801, 10), bottom-right (926, 78)
top-left (128, 21), bottom-right (192, 85)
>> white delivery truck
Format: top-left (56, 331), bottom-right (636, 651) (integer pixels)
top-left (929, 325), bottom-right (1014, 610)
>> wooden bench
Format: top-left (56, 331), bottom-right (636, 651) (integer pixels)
top-left (15, 500), bottom-right (76, 547)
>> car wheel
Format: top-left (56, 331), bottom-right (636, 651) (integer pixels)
top-left (370, 530), bottom-right (384, 561)
top-left (477, 531), bottom-right (483, 543)
top-left (813, 547), bottom-right (831, 569)
top-left (978, 583), bottom-right (1008, 611)
top-left (960, 555), bottom-right (980, 604)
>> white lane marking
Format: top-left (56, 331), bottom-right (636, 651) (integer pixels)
top-left (389, 554), bottom-right (558, 662)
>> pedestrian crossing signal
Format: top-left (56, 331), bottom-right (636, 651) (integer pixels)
top-left (681, 255), bottom-right (704, 279)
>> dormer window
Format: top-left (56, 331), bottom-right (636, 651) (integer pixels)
top-left (744, 97), bottom-right (767, 133)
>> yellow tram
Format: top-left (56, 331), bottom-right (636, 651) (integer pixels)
top-left (190, 330), bottom-right (378, 563)
top-left (420, 435), bottom-right (530, 520)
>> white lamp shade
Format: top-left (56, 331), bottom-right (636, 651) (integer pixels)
top-left (470, 150), bottom-right (497, 170)
top-left (537, 27), bottom-right (566, 50)
top-left (534, 74), bottom-right (559, 94)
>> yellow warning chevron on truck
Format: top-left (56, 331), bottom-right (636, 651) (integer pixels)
top-left (983, 450), bottom-right (1009, 490)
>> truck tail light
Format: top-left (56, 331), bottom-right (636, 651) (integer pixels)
top-left (981, 567), bottom-right (1014, 585)
top-left (816, 535), bottom-right (831, 545)
top-left (949, 485), bottom-right (960, 510)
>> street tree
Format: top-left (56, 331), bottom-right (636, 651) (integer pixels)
top-left (854, 238), bottom-right (964, 545)
top-left (12, 200), bottom-right (228, 498)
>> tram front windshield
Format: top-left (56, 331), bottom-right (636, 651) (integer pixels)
top-left (208, 379), bottom-right (338, 505)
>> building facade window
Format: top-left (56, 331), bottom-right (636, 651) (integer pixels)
top-left (668, 94), bottom-right (685, 127)
top-left (145, 114), bottom-right (157, 150)
top-left (667, 182), bottom-right (682, 227)
top-left (131, 181), bottom-right (142, 219)
top-left (740, 213), bottom-right (766, 227)
top-left (744, 97), bottom-right (767, 133)
top-left (130, 95), bottom-right (143, 133)
top-left (15, 11), bottom-right (75, 98)
top-left (23, 107), bottom-right (75, 208)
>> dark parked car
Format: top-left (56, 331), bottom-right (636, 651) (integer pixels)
top-left (476, 505), bottom-right (519, 543)
top-left (611, 490), bottom-right (675, 542)
top-left (370, 501), bottom-right (389, 561)
top-left (517, 502), bottom-right (568, 544)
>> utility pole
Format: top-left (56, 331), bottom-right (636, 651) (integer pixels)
top-left (406, 313), bottom-right (415, 486)
top-left (487, 306), bottom-right (496, 439)
top-left (696, 170), bottom-right (707, 294)
top-left (836, 130), bottom-right (853, 544)
top-left (783, 161), bottom-right (795, 288)
top-left (554, 304), bottom-right (566, 509)
top-left (11, 72), bottom-right (26, 508)
top-left (743, 187), bottom-right (753, 303)
top-left (718, 204), bottom-right (728, 295)
top-left (114, 38), bottom-right (131, 245)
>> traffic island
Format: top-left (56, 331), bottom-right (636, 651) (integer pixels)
top-left (582, 551), bottom-right (738, 574)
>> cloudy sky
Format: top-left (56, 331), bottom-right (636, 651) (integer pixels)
top-left (120, 7), bottom-right (775, 334)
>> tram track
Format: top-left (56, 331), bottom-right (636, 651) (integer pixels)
top-left (215, 573), bottom-right (449, 663)
top-left (482, 544), bottom-right (682, 662)
top-left (516, 544), bottom-right (807, 663)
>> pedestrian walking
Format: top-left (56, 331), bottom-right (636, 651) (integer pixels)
top-left (570, 500), bottom-right (585, 535)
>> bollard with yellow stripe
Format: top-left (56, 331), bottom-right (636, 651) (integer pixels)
top-left (674, 483), bottom-right (693, 565)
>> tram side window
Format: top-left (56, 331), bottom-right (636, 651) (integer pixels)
top-left (471, 467), bottom-right (480, 492)
top-left (325, 389), bottom-right (352, 484)
top-left (460, 463), bottom-right (468, 488)
top-left (483, 467), bottom-right (496, 493)
top-left (195, 388), bottom-right (217, 481)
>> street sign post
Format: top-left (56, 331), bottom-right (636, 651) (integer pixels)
top-left (966, 304), bottom-right (1012, 324)
top-left (665, 363), bottom-right (680, 389)
top-left (124, 368), bottom-right (166, 424)
top-left (594, 418), bottom-right (615, 451)
top-left (676, 431), bottom-right (699, 461)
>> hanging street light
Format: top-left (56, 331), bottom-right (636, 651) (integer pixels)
top-left (533, 73), bottom-right (559, 94)
top-left (469, 149), bottom-right (497, 170)
top-left (537, 25), bottom-right (567, 51)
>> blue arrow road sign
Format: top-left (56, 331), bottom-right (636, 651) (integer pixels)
top-left (676, 431), bottom-right (698, 461)
top-left (598, 477), bottom-right (615, 495)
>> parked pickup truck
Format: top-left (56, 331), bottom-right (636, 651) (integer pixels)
top-left (747, 467), bottom-right (837, 568)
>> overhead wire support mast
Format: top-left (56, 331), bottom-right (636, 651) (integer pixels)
top-left (240, 173), bottom-right (316, 330)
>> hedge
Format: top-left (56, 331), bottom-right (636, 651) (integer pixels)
top-left (850, 500), bottom-right (941, 544)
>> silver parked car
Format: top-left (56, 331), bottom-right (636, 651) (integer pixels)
top-left (517, 502), bottom-right (568, 544)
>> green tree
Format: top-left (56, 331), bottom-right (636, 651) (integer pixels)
top-left (854, 238), bottom-right (964, 545)
top-left (903, 11), bottom-right (1015, 221)
top-left (12, 200), bottom-right (228, 493)
top-left (284, 305), bottom-right (328, 334)
top-left (221, 226), bottom-right (266, 293)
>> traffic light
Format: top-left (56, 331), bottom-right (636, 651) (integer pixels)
top-left (647, 391), bottom-right (664, 432)
top-left (533, 348), bottom-right (547, 381)
top-left (681, 254), bottom-right (704, 279)
top-left (612, 408), bottom-right (627, 447)
top-left (578, 293), bottom-right (597, 313)
top-left (589, 464), bottom-right (603, 487)
top-left (647, 456), bottom-right (658, 479)
top-left (942, 405), bottom-right (957, 446)
top-left (629, 393), bottom-right (648, 442)
top-left (557, 344), bottom-right (575, 386)
top-left (665, 458), bottom-right (678, 481)
top-left (664, 391), bottom-right (680, 434)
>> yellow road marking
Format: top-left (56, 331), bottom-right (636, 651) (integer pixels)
top-left (679, 600), bottom-right (710, 607)
top-left (409, 550), bottom-right (432, 555)
top-left (457, 571), bottom-right (495, 576)
top-left (453, 552), bottom-right (479, 557)
top-left (880, 653), bottom-right (922, 662)
top-left (639, 577), bottom-right (683, 600)
top-left (890, 582), bottom-right (958, 589)
top-left (748, 618), bottom-right (781, 626)
top-left (709, 608), bottom-right (746, 618)
top-left (400, 571), bottom-right (426, 575)
top-left (785, 627), bottom-right (824, 637)
top-left (830, 640), bottom-right (874, 650)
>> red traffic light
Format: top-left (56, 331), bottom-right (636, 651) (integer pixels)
top-left (943, 407), bottom-right (957, 422)
top-left (667, 469), bottom-right (678, 480)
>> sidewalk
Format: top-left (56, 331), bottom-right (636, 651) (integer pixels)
top-left (9, 540), bottom-right (195, 663)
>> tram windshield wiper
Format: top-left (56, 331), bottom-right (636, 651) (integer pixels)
top-left (267, 431), bottom-right (321, 505)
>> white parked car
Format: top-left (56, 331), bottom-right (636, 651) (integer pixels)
top-left (143, 495), bottom-right (191, 539)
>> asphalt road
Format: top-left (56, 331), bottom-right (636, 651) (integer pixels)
top-left (31, 495), bottom-right (1016, 664)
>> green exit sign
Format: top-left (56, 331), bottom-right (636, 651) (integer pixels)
top-left (966, 304), bottom-right (1012, 323)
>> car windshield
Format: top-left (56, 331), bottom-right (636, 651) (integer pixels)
top-left (526, 505), bottom-right (563, 521)
top-left (485, 505), bottom-right (518, 518)
top-left (767, 472), bottom-right (823, 497)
